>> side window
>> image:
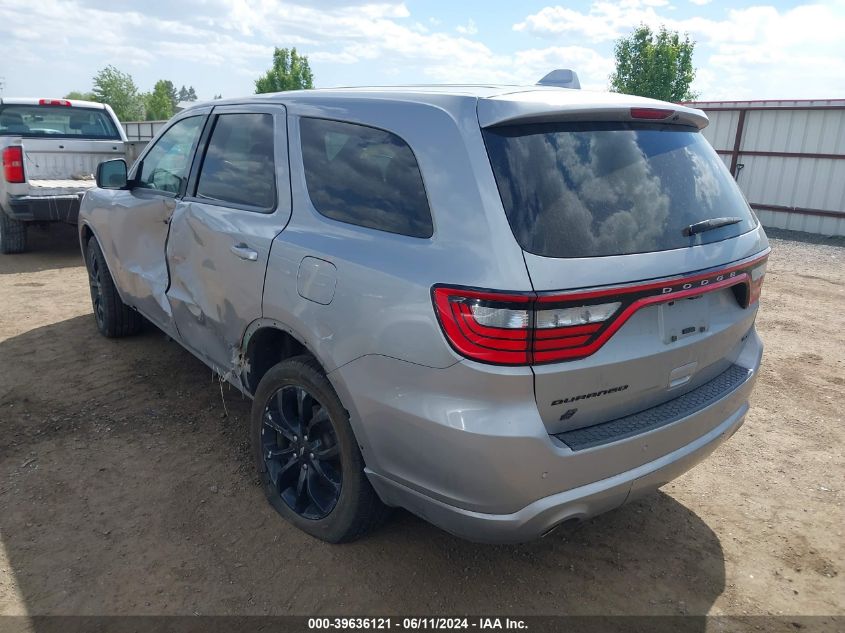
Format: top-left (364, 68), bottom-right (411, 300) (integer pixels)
top-left (300, 118), bottom-right (433, 238)
top-left (137, 116), bottom-right (204, 194)
top-left (195, 113), bottom-right (276, 209)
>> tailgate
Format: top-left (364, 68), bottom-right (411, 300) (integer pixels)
top-left (481, 110), bottom-right (770, 434)
top-left (27, 178), bottom-right (97, 196)
top-left (527, 245), bottom-right (767, 434)
top-left (21, 138), bottom-right (125, 181)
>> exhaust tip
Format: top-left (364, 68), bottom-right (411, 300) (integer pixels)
top-left (542, 517), bottom-right (582, 538)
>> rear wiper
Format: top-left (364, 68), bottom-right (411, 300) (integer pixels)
top-left (683, 217), bottom-right (743, 237)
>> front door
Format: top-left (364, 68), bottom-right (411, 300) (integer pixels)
top-left (104, 112), bottom-right (208, 334)
top-left (166, 104), bottom-right (291, 374)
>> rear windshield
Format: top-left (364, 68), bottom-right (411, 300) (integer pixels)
top-left (483, 122), bottom-right (756, 258)
top-left (0, 105), bottom-right (120, 140)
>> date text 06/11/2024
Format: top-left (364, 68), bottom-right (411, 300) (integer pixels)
top-left (307, 617), bottom-right (529, 630)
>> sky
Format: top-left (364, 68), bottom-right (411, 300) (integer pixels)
top-left (1, 0), bottom-right (843, 102)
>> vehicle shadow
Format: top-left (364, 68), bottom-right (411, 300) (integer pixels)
top-left (0, 223), bottom-right (82, 275)
top-left (0, 314), bottom-right (724, 626)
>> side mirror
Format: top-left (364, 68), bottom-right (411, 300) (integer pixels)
top-left (96, 159), bottom-right (128, 189)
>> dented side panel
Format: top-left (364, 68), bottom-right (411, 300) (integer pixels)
top-left (165, 104), bottom-right (291, 375)
top-left (78, 108), bottom-right (213, 335)
top-left (80, 186), bottom-right (177, 335)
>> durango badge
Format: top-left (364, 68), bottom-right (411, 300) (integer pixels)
top-left (551, 384), bottom-right (630, 406)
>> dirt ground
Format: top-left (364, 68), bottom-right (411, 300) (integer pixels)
top-left (0, 225), bottom-right (842, 623)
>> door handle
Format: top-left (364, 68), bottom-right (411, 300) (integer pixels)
top-left (230, 244), bottom-right (258, 261)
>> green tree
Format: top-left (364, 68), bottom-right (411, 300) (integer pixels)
top-left (91, 65), bottom-right (144, 121)
top-left (64, 90), bottom-right (96, 101)
top-left (610, 25), bottom-right (697, 102)
top-left (159, 79), bottom-right (178, 111)
top-left (144, 80), bottom-right (175, 120)
top-left (255, 47), bottom-right (314, 93)
top-left (178, 85), bottom-right (198, 102)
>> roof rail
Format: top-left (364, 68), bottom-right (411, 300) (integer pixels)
top-left (536, 69), bottom-right (581, 90)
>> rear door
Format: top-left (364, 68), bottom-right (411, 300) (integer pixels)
top-left (166, 104), bottom-right (290, 373)
top-left (481, 115), bottom-right (769, 434)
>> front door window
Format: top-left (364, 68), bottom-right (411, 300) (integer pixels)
top-left (137, 116), bottom-right (204, 194)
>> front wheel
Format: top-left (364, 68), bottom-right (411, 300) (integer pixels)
top-left (251, 355), bottom-right (388, 543)
top-left (86, 238), bottom-right (144, 337)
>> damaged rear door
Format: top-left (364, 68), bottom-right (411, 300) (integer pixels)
top-left (165, 104), bottom-right (290, 375)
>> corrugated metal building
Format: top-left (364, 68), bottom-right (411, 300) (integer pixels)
top-left (685, 99), bottom-right (845, 236)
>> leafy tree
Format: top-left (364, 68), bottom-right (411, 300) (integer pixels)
top-left (159, 79), bottom-right (178, 111)
top-left (91, 65), bottom-right (144, 121)
top-left (144, 80), bottom-right (175, 120)
top-left (213, 93), bottom-right (223, 100)
top-left (610, 25), bottom-right (697, 102)
top-left (178, 85), bottom-right (198, 102)
top-left (255, 47), bottom-right (314, 93)
top-left (64, 90), bottom-right (96, 101)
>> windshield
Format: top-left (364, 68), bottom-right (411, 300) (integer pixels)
top-left (0, 105), bottom-right (121, 140)
top-left (483, 121), bottom-right (756, 258)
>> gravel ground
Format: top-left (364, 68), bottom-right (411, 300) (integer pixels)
top-left (0, 224), bottom-right (842, 626)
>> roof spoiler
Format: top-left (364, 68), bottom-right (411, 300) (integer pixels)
top-left (537, 69), bottom-right (581, 90)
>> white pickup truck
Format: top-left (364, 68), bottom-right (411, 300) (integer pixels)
top-left (0, 98), bottom-right (127, 253)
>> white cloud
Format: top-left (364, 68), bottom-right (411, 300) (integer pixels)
top-left (456, 19), bottom-right (478, 35)
top-left (510, 47), bottom-right (615, 90)
top-left (0, 0), bottom-right (841, 102)
top-left (689, 0), bottom-right (711, 5)
top-left (514, 1), bottom-right (845, 99)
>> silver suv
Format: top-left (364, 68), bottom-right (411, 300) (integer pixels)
top-left (79, 81), bottom-right (769, 543)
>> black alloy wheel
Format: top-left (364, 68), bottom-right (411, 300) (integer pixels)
top-left (260, 385), bottom-right (342, 519)
top-left (88, 244), bottom-right (106, 331)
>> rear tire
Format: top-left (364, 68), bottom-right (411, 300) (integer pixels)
top-left (251, 355), bottom-right (389, 543)
top-left (85, 237), bottom-right (143, 337)
top-left (0, 209), bottom-right (27, 254)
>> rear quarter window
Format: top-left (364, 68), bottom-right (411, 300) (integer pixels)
top-left (299, 117), bottom-right (433, 238)
top-left (483, 121), bottom-right (756, 258)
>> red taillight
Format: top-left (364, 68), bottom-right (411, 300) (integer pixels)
top-left (2, 146), bottom-right (25, 183)
top-left (432, 252), bottom-right (769, 366)
top-left (748, 261), bottom-right (767, 305)
top-left (39, 99), bottom-right (71, 106)
top-left (630, 107), bottom-right (674, 120)
top-left (432, 288), bottom-right (619, 365)
top-left (432, 287), bottom-right (532, 365)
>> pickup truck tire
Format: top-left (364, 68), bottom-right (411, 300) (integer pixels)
top-left (0, 209), bottom-right (27, 254)
top-left (85, 237), bottom-right (144, 338)
top-left (252, 355), bottom-right (389, 543)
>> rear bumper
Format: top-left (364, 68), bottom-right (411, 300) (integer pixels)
top-left (331, 328), bottom-right (763, 543)
top-left (5, 194), bottom-right (82, 223)
top-left (368, 404), bottom-right (747, 543)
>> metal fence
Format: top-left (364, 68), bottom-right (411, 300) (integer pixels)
top-left (686, 99), bottom-right (845, 236)
top-left (121, 121), bottom-right (166, 165)
top-left (121, 120), bottom-right (166, 141)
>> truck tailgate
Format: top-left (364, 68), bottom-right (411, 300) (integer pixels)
top-left (22, 138), bottom-right (125, 180)
top-left (27, 178), bottom-right (97, 196)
